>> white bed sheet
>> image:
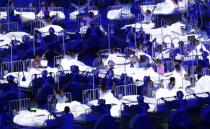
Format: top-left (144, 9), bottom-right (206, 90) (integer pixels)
top-left (55, 101), bottom-right (94, 121)
top-left (120, 95), bottom-right (157, 112)
top-left (3, 67), bottom-right (58, 88)
top-left (37, 25), bottom-right (64, 37)
top-left (192, 76), bottom-right (210, 93)
top-left (107, 5), bottom-right (135, 20)
top-left (141, 0), bottom-right (188, 15)
top-left (37, 11), bottom-right (65, 20)
top-left (14, 11), bottom-right (35, 22)
top-left (70, 10), bottom-right (98, 20)
top-left (6, 31), bottom-right (31, 42)
top-left (80, 25), bottom-right (105, 35)
top-left (0, 32), bottom-right (31, 48)
top-left (0, 11), bottom-right (7, 19)
top-left (60, 55), bottom-right (93, 72)
top-left (122, 22), bottom-right (189, 47)
top-left (13, 109), bottom-right (52, 127)
top-left (0, 34), bottom-right (11, 48)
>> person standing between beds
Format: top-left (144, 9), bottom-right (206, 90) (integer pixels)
top-left (141, 5), bottom-right (157, 24)
top-left (44, 27), bottom-right (58, 43)
top-left (56, 106), bottom-right (74, 129)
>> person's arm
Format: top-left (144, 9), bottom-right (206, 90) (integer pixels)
top-left (30, 60), bottom-right (36, 68)
top-left (93, 14), bottom-right (100, 20)
top-left (76, 15), bottom-right (87, 20)
top-left (141, 7), bottom-right (146, 15)
top-left (84, 0), bottom-right (91, 7)
top-left (64, 95), bottom-right (68, 102)
top-left (71, 3), bottom-right (79, 8)
top-left (51, 112), bottom-right (58, 118)
top-left (54, 50), bottom-right (64, 56)
top-left (151, 57), bottom-right (157, 64)
top-left (152, 5), bottom-right (157, 13)
top-left (50, 14), bottom-right (58, 24)
top-left (41, 49), bottom-right (49, 60)
top-left (53, 89), bottom-right (57, 95)
top-left (36, 16), bottom-right (48, 26)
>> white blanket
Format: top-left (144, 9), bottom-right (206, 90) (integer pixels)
top-left (107, 5), bottom-right (135, 20)
top-left (14, 11), bottom-right (35, 22)
top-left (4, 67), bottom-right (58, 88)
top-left (56, 101), bottom-right (93, 121)
top-left (60, 55), bottom-right (93, 72)
top-left (0, 32), bottom-right (31, 48)
top-left (70, 10), bottom-right (98, 20)
top-left (37, 25), bottom-right (64, 37)
top-left (122, 22), bottom-right (189, 46)
top-left (13, 109), bottom-right (52, 127)
top-left (192, 76), bottom-right (210, 93)
top-left (37, 11), bottom-right (65, 20)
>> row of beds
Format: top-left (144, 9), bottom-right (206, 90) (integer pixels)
top-left (0, 2), bottom-right (209, 128)
top-left (4, 47), bottom-right (210, 128)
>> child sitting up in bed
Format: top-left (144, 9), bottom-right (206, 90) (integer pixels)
top-left (141, 5), bottom-right (157, 24)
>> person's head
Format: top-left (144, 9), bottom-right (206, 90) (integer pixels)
top-left (98, 99), bottom-right (106, 106)
top-left (139, 55), bottom-right (146, 62)
top-left (22, 35), bottom-right (28, 43)
top-left (174, 64), bottom-right (181, 71)
top-left (156, 59), bottom-right (162, 66)
top-left (176, 91), bottom-right (184, 100)
top-left (196, 65), bottom-right (202, 73)
top-left (44, 8), bottom-right (50, 17)
top-left (7, 75), bottom-right (15, 83)
top-left (49, 27), bottom-right (55, 34)
top-left (131, 55), bottom-right (138, 63)
top-left (88, 12), bottom-right (94, 18)
top-left (169, 77), bottom-right (176, 86)
top-left (202, 51), bottom-right (209, 58)
top-left (34, 55), bottom-right (41, 61)
top-left (197, 74), bottom-right (203, 80)
top-left (64, 106), bottom-right (70, 113)
top-left (106, 68), bottom-right (114, 78)
top-left (59, 89), bottom-right (64, 97)
top-left (178, 41), bottom-right (184, 47)
top-left (145, 10), bottom-right (152, 16)
top-left (137, 95), bottom-right (144, 103)
top-left (137, 43), bottom-right (143, 49)
top-left (143, 76), bottom-right (153, 86)
top-left (42, 70), bottom-right (48, 77)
